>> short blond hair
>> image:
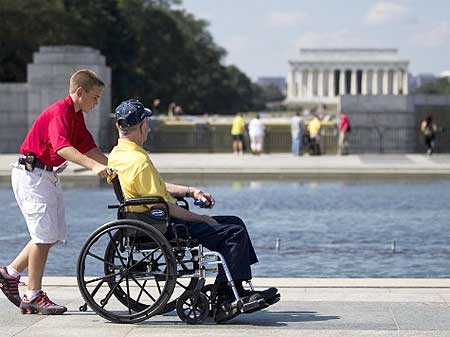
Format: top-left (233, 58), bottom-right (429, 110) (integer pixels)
top-left (69, 69), bottom-right (105, 93)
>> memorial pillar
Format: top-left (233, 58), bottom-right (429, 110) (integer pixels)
top-left (339, 69), bottom-right (346, 95)
top-left (328, 69), bottom-right (335, 97)
top-left (297, 69), bottom-right (303, 97)
top-left (372, 69), bottom-right (378, 95)
top-left (361, 69), bottom-right (368, 95)
top-left (307, 69), bottom-right (314, 97)
top-left (382, 69), bottom-right (389, 95)
top-left (350, 69), bottom-right (357, 95)
top-left (402, 70), bottom-right (409, 95)
top-left (392, 69), bottom-right (399, 95)
top-left (318, 70), bottom-right (324, 97)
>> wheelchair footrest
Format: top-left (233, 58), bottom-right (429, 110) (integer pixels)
top-left (241, 298), bottom-right (266, 313)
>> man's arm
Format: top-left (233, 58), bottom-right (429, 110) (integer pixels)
top-left (165, 182), bottom-right (215, 208)
top-left (57, 146), bottom-right (110, 178)
top-left (85, 147), bottom-right (108, 165)
top-left (167, 202), bottom-right (218, 225)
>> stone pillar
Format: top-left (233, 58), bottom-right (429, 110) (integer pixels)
top-left (297, 70), bottom-right (303, 97)
top-left (27, 46), bottom-right (112, 150)
top-left (339, 69), bottom-right (346, 95)
top-left (392, 69), bottom-right (399, 95)
top-left (382, 69), bottom-right (389, 95)
top-left (307, 69), bottom-right (314, 97)
top-left (287, 70), bottom-right (295, 99)
top-left (402, 70), bottom-right (409, 95)
top-left (372, 70), bottom-right (378, 95)
top-left (361, 69), bottom-right (368, 95)
top-left (328, 69), bottom-right (335, 97)
top-left (317, 70), bottom-right (324, 97)
top-left (350, 69), bottom-right (357, 95)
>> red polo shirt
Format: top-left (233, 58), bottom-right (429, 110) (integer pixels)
top-left (20, 96), bottom-right (97, 167)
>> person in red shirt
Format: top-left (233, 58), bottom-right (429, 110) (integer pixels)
top-left (337, 112), bottom-right (351, 155)
top-left (0, 69), bottom-right (111, 315)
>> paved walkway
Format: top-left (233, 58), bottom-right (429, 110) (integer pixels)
top-left (3, 277), bottom-right (450, 337)
top-left (1, 153), bottom-right (450, 185)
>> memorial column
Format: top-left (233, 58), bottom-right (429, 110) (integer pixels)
top-left (361, 69), bottom-right (368, 95)
top-left (307, 69), bottom-right (314, 97)
top-left (328, 69), bottom-right (335, 97)
top-left (339, 69), bottom-right (346, 95)
top-left (372, 69), bottom-right (378, 95)
top-left (350, 69), bottom-right (357, 95)
top-left (297, 69), bottom-right (303, 97)
top-left (402, 70), bottom-right (409, 95)
top-left (318, 69), bottom-right (324, 97)
top-left (382, 68), bottom-right (389, 95)
top-left (392, 69), bottom-right (399, 95)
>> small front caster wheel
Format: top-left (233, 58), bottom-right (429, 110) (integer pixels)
top-left (79, 303), bottom-right (88, 312)
top-left (176, 290), bottom-right (209, 324)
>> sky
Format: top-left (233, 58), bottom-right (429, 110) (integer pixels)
top-left (179, 0), bottom-right (450, 81)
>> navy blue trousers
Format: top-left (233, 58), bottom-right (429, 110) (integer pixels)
top-left (171, 216), bottom-right (258, 282)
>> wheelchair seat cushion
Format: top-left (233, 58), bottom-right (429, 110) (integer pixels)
top-left (123, 211), bottom-right (169, 234)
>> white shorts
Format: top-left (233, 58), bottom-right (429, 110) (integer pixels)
top-left (11, 163), bottom-right (67, 244)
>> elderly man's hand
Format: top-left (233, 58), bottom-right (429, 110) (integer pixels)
top-left (193, 188), bottom-right (215, 208)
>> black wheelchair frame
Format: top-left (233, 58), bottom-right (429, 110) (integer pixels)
top-left (76, 176), bottom-right (261, 324)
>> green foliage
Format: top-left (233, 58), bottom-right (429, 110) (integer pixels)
top-left (414, 78), bottom-right (450, 95)
top-left (0, 0), bottom-right (263, 113)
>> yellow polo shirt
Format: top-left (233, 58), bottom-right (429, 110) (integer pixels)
top-left (308, 118), bottom-right (321, 138)
top-left (231, 115), bottom-right (245, 135)
top-left (108, 139), bottom-right (176, 212)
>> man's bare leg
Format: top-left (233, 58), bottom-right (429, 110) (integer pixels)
top-left (10, 240), bottom-right (34, 274)
top-left (26, 243), bottom-right (53, 291)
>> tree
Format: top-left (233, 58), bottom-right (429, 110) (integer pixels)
top-left (414, 78), bottom-right (450, 95)
top-left (0, 0), bottom-right (264, 113)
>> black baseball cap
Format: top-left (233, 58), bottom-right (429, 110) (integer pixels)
top-left (115, 99), bottom-right (152, 128)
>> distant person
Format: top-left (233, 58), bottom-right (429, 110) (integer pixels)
top-left (231, 113), bottom-right (245, 155)
top-left (174, 104), bottom-right (183, 119)
top-left (337, 112), bottom-right (351, 155)
top-left (308, 114), bottom-right (322, 155)
top-left (421, 115), bottom-right (438, 155)
top-left (168, 102), bottom-right (176, 118)
top-left (152, 98), bottom-right (161, 116)
top-left (0, 69), bottom-right (111, 315)
top-left (248, 114), bottom-right (265, 155)
top-left (291, 112), bottom-right (305, 156)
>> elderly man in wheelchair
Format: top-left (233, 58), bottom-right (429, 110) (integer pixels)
top-left (76, 99), bottom-right (279, 324)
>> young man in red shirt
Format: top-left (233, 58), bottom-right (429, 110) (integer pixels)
top-left (0, 69), bottom-right (111, 314)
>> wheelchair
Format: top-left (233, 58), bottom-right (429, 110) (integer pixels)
top-left (76, 175), bottom-right (263, 324)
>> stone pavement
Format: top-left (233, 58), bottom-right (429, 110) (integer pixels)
top-left (1, 153), bottom-right (450, 185)
top-left (3, 277), bottom-right (450, 337)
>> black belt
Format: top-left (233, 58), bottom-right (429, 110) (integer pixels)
top-left (18, 155), bottom-right (53, 172)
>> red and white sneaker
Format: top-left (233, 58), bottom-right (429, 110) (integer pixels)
top-left (0, 267), bottom-right (23, 307)
top-left (20, 291), bottom-right (67, 315)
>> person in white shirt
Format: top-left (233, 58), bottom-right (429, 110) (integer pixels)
top-left (291, 112), bottom-right (305, 156)
top-left (248, 114), bottom-right (265, 155)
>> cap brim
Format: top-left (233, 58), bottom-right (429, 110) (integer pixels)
top-left (144, 108), bottom-right (153, 117)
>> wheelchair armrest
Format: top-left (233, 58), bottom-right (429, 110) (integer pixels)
top-left (122, 197), bottom-right (165, 207)
top-left (176, 197), bottom-right (189, 210)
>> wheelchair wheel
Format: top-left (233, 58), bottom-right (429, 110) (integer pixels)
top-left (77, 219), bottom-right (177, 323)
top-left (176, 290), bottom-right (209, 324)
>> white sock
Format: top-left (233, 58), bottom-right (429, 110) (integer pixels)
top-left (26, 289), bottom-right (41, 300)
top-left (6, 265), bottom-right (20, 278)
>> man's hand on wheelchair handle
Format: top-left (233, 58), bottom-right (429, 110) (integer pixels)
top-left (192, 188), bottom-right (215, 208)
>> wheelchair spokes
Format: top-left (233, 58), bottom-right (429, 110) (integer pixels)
top-left (77, 220), bottom-right (176, 323)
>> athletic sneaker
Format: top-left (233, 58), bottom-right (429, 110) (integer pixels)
top-left (20, 291), bottom-right (67, 315)
top-left (240, 287), bottom-right (280, 314)
top-left (0, 267), bottom-right (22, 307)
top-left (241, 287), bottom-right (279, 302)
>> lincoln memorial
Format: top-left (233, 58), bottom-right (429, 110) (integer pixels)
top-left (286, 48), bottom-right (409, 106)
